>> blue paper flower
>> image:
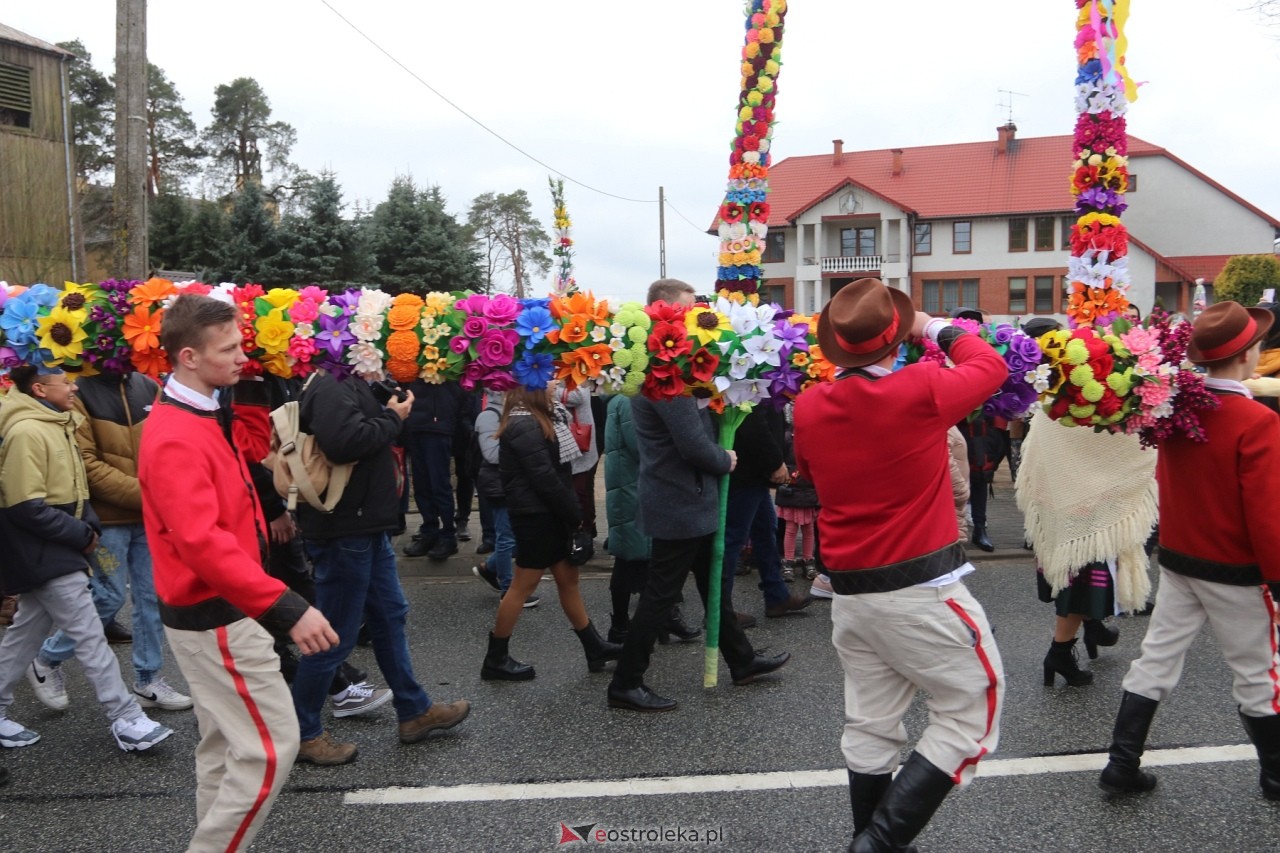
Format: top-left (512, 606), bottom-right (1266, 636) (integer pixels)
top-left (512, 351), bottom-right (555, 390)
top-left (515, 305), bottom-right (554, 347)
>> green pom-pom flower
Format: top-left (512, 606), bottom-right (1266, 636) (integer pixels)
top-left (1069, 403), bottom-right (1096, 419)
top-left (1069, 364), bottom-right (1094, 386)
top-left (1081, 381), bottom-right (1105, 403)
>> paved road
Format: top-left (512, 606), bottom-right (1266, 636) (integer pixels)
top-left (2, 549), bottom-right (1277, 852)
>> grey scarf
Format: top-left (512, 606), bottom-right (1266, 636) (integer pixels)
top-left (510, 405), bottom-right (582, 466)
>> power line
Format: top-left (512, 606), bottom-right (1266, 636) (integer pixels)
top-left (663, 197), bottom-right (717, 237)
top-left (319, 0), bottom-right (657, 205)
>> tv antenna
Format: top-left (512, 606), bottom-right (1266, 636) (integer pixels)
top-left (996, 89), bottom-right (1028, 124)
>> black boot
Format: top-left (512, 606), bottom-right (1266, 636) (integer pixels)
top-left (481, 633), bottom-right (535, 681)
top-left (607, 619), bottom-right (629, 645)
top-left (657, 606), bottom-right (702, 645)
top-left (1238, 710), bottom-right (1280, 801)
top-left (848, 753), bottom-right (954, 853)
top-left (1098, 691), bottom-right (1160, 793)
top-left (1082, 619), bottom-right (1120, 660)
top-left (848, 770), bottom-right (892, 837)
top-left (1043, 638), bottom-right (1093, 687)
top-left (575, 621), bottom-right (623, 673)
top-left (970, 526), bottom-right (994, 552)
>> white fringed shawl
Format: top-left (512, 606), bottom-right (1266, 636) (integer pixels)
top-left (1015, 410), bottom-right (1158, 612)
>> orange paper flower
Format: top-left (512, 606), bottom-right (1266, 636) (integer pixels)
top-left (387, 294), bottom-right (425, 331)
top-left (129, 347), bottom-right (170, 379)
top-left (122, 305), bottom-right (162, 352)
top-left (128, 277), bottom-right (177, 308)
top-left (554, 314), bottom-right (590, 345)
top-left (387, 358), bottom-right (419, 383)
top-left (386, 330), bottom-right (421, 362)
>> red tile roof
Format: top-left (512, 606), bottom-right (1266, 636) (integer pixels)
top-left (1163, 254), bottom-right (1237, 283)
top-left (767, 134), bottom-right (1156, 226)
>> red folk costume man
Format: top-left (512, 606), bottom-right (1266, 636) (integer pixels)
top-left (1099, 301), bottom-right (1280, 800)
top-left (793, 278), bottom-right (1007, 853)
top-left (139, 295), bottom-right (337, 853)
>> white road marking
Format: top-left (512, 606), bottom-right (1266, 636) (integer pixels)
top-left (343, 744), bottom-right (1256, 805)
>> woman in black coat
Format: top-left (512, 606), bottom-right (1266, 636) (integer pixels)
top-left (480, 385), bottom-right (620, 681)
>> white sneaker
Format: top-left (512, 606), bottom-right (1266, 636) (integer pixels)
top-left (331, 681), bottom-right (393, 718)
top-left (111, 714), bottom-right (174, 752)
top-left (809, 574), bottom-right (834, 600)
top-left (134, 678), bottom-right (193, 711)
top-left (0, 716), bottom-right (40, 748)
top-left (27, 660), bottom-right (69, 711)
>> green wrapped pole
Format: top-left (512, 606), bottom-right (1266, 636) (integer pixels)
top-left (705, 409), bottom-right (748, 687)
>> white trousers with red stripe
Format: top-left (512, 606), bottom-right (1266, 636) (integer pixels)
top-left (1123, 568), bottom-right (1280, 717)
top-left (831, 581), bottom-right (1004, 786)
top-left (166, 619), bottom-right (299, 853)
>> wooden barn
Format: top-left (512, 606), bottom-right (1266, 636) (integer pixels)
top-left (0, 22), bottom-right (77, 285)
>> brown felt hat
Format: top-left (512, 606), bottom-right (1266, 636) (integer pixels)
top-left (816, 278), bottom-right (915, 369)
top-left (1187, 301), bottom-right (1274, 364)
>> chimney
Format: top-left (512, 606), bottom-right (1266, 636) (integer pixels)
top-left (891, 148), bottom-right (904, 177)
top-left (996, 122), bottom-right (1017, 154)
top-left (832, 139), bottom-right (844, 166)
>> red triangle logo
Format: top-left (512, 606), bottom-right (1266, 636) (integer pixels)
top-left (558, 823), bottom-right (585, 844)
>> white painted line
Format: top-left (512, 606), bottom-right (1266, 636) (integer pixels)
top-left (343, 744), bottom-right (1256, 806)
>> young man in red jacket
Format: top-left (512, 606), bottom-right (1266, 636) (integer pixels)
top-left (139, 295), bottom-right (337, 853)
top-left (1099, 301), bottom-right (1280, 800)
top-left (793, 279), bottom-right (1007, 852)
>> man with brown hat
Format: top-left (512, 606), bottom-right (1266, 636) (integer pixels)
top-left (793, 278), bottom-right (1008, 852)
top-left (1099, 300), bottom-right (1280, 802)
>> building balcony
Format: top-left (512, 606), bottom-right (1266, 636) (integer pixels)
top-left (820, 255), bottom-right (882, 274)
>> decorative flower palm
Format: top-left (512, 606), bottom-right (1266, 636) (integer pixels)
top-left (911, 321), bottom-right (1045, 421)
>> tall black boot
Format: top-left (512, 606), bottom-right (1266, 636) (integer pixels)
top-left (847, 770), bottom-right (892, 836)
top-left (1043, 638), bottom-right (1093, 687)
top-left (848, 753), bottom-right (954, 853)
top-left (481, 633), bottom-right (535, 681)
top-left (574, 621), bottom-right (623, 673)
top-left (1082, 619), bottom-right (1120, 660)
top-left (1098, 691), bottom-right (1160, 793)
top-left (1238, 710), bottom-right (1280, 801)
top-left (658, 605), bottom-right (703, 645)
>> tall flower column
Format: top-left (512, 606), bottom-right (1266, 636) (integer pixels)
top-left (1067, 0), bottom-right (1138, 328)
top-left (549, 178), bottom-right (577, 297)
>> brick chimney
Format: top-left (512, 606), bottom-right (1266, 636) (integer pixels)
top-left (891, 148), bottom-right (903, 176)
top-left (832, 139), bottom-right (844, 166)
top-left (996, 122), bottom-right (1017, 154)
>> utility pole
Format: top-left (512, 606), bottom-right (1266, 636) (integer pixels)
top-left (112, 0), bottom-right (148, 279)
top-left (658, 185), bottom-right (666, 278)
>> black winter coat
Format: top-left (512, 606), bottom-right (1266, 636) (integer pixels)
top-left (406, 380), bottom-right (466, 436)
top-left (296, 373), bottom-right (403, 539)
top-left (498, 415), bottom-right (580, 525)
top-left (729, 406), bottom-right (786, 488)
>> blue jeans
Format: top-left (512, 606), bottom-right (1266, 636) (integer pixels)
top-left (407, 433), bottom-right (456, 541)
top-left (721, 484), bottom-right (791, 608)
top-left (40, 523), bottom-right (165, 685)
top-left (484, 504), bottom-right (516, 591)
top-left (292, 533), bottom-right (431, 741)
top-left (477, 493), bottom-right (496, 546)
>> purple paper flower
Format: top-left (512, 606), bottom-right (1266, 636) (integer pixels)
top-left (455, 293), bottom-right (490, 316)
top-left (991, 324), bottom-right (1015, 346)
top-left (772, 319), bottom-right (810, 355)
top-left (459, 359), bottom-right (489, 391)
top-left (450, 335), bottom-right (472, 355)
top-left (329, 289), bottom-right (360, 316)
top-left (484, 294), bottom-right (521, 325)
top-left (462, 316), bottom-right (488, 339)
top-left (1011, 333), bottom-right (1043, 365)
top-left (483, 370), bottom-right (519, 392)
top-left (766, 365), bottom-right (804, 399)
top-left (475, 328), bottom-right (519, 368)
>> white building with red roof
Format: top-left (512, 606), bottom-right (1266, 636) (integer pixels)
top-left (757, 124), bottom-right (1279, 319)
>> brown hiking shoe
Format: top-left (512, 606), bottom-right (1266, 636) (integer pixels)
top-left (398, 699), bottom-right (471, 744)
top-left (296, 731), bottom-right (358, 766)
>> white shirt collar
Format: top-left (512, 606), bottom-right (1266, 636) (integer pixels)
top-left (164, 376), bottom-right (221, 411)
top-left (1203, 377), bottom-right (1253, 399)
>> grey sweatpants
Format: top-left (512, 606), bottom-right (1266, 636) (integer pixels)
top-left (0, 571), bottom-right (142, 723)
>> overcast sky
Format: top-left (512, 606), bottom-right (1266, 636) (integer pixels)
top-left (8, 1), bottom-right (1279, 302)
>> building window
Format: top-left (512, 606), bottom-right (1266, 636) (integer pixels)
top-left (922, 279), bottom-right (979, 314)
top-left (762, 231), bottom-right (786, 264)
top-left (1009, 218), bottom-right (1028, 252)
top-left (1008, 277), bottom-right (1027, 314)
top-left (1034, 275), bottom-right (1056, 312)
top-left (953, 221), bottom-right (971, 254)
top-left (1062, 216), bottom-right (1074, 249)
top-left (1128, 174), bottom-right (1138, 192)
top-left (841, 227), bottom-right (876, 257)
top-left (0, 63), bottom-right (34, 130)
top-left (765, 284), bottom-right (786, 307)
top-left (1034, 217), bottom-right (1056, 251)
top-left (913, 223), bottom-right (932, 255)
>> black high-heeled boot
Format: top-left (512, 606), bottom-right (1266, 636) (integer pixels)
top-left (574, 621), bottom-right (623, 673)
top-left (481, 633), bottom-right (535, 681)
top-left (1082, 619), bottom-right (1120, 659)
top-left (1043, 638), bottom-right (1093, 687)
top-left (657, 606), bottom-right (702, 645)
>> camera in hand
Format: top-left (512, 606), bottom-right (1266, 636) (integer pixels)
top-left (372, 379), bottom-right (408, 405)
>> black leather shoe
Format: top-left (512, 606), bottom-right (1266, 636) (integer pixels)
top-left (427, 538), bottom-right (459, 561)
top-left (765, 593), bottom-right (813, 618)
top-left (404, 535), bottom-right (435, 558)
top-left (476, 541), bottom-right (496, 555)
top-left (607, 683), bottom-right (677, 712)
top-left (970, 527), bottom-right (994, 552)
top-left (104, 620), bottom-right (132, 644)
top-left (731, 652), bottom-right (791, 686)
top-left (735, 612), bottom-right (757, 629)
top-left (456, 522), bottom-right (472, 542)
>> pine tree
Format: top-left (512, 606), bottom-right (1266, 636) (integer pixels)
top-left (365, 176), bottom-right (481, 294)
top-left (178, 198), bottom-right (229, 280)
top-left (219, 180), bottom-right (278, 283)
top-left (149, 191), bottom-right (190, 271)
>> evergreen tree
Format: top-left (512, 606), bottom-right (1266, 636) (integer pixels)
top-left (365, 176), bottom-right (481, 294)
top-left (219, 180), bottom-right (278, 283)
top-left (146, 63), bottom-right (204, 196)
top-left (466, 189), bottom-right (551, 297)
top-left (149, 191), bottom-right (190, 271)
top-left (1215, 254), bottom-right (1280, 307)
top-left (56, 40), bottom-right (114, 181)
top-left (179, 198), bottom-right (229, 280)
top-left (268, 170), bottom-right (368, 286)
top-left (204, 77), bottom-right (299, 197)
